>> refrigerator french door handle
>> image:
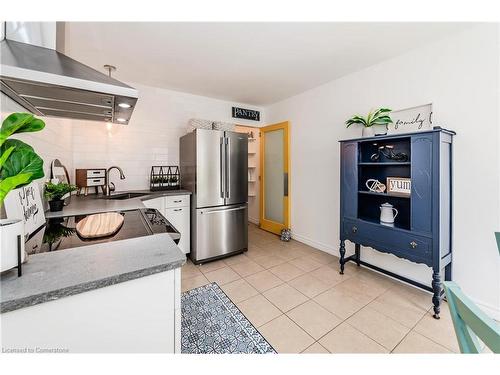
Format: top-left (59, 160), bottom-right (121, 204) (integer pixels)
top-left (220, 137), bottom-right (225, 198)
top-left (226, 137), bottom-right (231, 198)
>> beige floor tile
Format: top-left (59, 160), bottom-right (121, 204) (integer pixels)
top-left (301, 342), bottom-right (330, 354)
top-left (319, 323), bottom-right (388, 353)
top-left (181, 274), bottom-right (210, 292)
top-left (346, 306), bottom-right (410, 350)
top-left (274, 247), bottom-right (309, 261)
top-left (309, 251), bottom-right (338, 265)
top-left (204, 266), bottom-right (241, 286)
top-left (387, 283), bottom-right (433, 311)
top-left (287, 300), bottom-right (342, 340)
top-left (314, 286), bottom-right (371, 319)
top-left (393, 331), bottom-right (452, 353)
top-left (245, 247), bottom-right (271, 259)
top-left (413, 304), bottom-right (460, 353)
top-left (334, 274), bottom-right (389, 300)
top-left (230, 259), bottom-right (265, 277)
top-left (288, 273), bottom-right (331, 298)
top-left (198, 259), bottom-right (227, 274)
top-left (223, 253), bottom-right (249, 266)
top-left (251, 234), bottom-right (277, 247)
top-left (368, 289), bottom-right (428, 328)
top-left (269, 262), bottom-right (305, 282)
top-left (245, 270), bottom-right (284, 292)
top-left (181, 264), bottom-right (203, 280)
top-left (259, 315), bottom-right (314, 353)
top-left (220, 278), bottom-right (259, 303)
top-left (288, 256), bottom-right (324, 272)
top-left (236, 294), bottom-right (282, 327)
top-left (263, 283), bottom-right (309, 312)
top-left (310, 265), bottom-right (347, 287)
top-left (252, 254), bottom-right (287, 269)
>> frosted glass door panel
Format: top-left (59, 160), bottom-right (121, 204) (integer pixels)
top-left (264, 129), bottom-right (284, 224)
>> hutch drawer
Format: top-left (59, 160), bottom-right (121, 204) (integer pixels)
top-left (342, 218), bottom-right (432, 265)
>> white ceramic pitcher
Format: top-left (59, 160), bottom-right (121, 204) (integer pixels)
top-left (380, 202), bottom-right (398, 226)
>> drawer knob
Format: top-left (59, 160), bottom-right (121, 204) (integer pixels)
top-left (410, 241), bottom-right (418, 249)
top-left (352, 226), bottom-right (358, 233)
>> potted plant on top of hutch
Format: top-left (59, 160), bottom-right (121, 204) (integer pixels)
top-left (339, 110), bottom-right (455, 320)
top-left (345, 108), bottom-right (393, 137)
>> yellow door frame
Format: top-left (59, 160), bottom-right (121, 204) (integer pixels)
top-left (259, 121), bottom-right (290, 234)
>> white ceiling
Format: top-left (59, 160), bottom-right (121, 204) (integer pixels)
top-left (64, 22), bottom-right (473, 106)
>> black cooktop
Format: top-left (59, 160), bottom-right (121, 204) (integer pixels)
top-left (26, 208), bottom-right (180, 255)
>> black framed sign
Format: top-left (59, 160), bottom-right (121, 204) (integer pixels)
top-left (232, 107), bottom-right (260, 121)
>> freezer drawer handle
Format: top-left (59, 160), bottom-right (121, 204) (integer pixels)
top-left (200, 205), bottom-right (246, 214)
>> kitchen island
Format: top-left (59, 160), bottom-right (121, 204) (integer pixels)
top-left (0, 191), bottom-right (191, 353)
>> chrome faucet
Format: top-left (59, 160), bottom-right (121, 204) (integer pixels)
top-left (104, 166), bottom-right (126, 196)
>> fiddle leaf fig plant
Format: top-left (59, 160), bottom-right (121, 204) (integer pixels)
top-left (345, 108), bottom-right (393, 128)
top-left (0, 113), bottom-right (45, 206)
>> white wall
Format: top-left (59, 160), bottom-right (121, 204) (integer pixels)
top-left (266, 24), bottom-right (500, 317)
top-left (1, 84), bottom-right (263, 193)
top-left (71, 83), bottom-right (264, 191)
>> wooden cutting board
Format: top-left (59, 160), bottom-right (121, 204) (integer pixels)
top-left (76, 212), bottom-right (124, 239)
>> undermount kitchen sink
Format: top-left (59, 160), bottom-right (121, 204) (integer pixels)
top-left (106, 192), bottom-right (148, 200)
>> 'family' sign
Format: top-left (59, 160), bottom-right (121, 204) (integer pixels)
top-left (387, 103), bottom-right (433, 134)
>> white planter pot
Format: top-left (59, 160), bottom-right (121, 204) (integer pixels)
top-left (0, 219), bottom-right (25, 273)
top-left (362, 125), bottom-right (387, 137)
top-left (362, 126), bottom-right (376, 137)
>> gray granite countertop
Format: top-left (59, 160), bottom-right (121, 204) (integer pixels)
top-left (45, 189), bottom-right (192, 218)
top-left (1, 189), bottom-right (191, 313)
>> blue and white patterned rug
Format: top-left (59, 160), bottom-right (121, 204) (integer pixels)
top-left (181, 282), bottom-right (276, 354)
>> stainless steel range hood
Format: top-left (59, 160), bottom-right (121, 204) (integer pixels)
top-left (0, 22), bottom-right (138, 124)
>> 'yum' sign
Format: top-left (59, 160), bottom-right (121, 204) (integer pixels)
top-left (386, 177), bottom-right (411, 197)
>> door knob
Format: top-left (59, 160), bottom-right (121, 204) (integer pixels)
top-left (410, 241), bottom-right (418, 249)
top-left (352, 226), bottom-right (358, 233)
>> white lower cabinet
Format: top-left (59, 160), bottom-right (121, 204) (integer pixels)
top-left (1, 270), bottom-right (181, 353)
top-left (165, 206), bottom-right (190, 254)
top-left (143, 197), bottom-right (165, 213)
top-left (143, 195), bottom-right (190, 254)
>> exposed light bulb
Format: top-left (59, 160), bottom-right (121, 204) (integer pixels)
top-left (118, 103), bottom-right (131, 109)
top-left (116, 118), bottom-right (127, 123)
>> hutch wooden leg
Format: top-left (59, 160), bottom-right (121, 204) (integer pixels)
top-left (339, 240), bottom-right (346, 274)
top-left (355, 243), bottom-right (361, 266)
top-left (432, 268), bottom-right (442, 319)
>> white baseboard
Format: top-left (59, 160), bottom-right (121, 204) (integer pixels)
top-left (248, 216), bottom-right (259, 225)
top-left (291, 232), bottom-right (338, 255)
top-left (291, 232), bottom-right (500, 320)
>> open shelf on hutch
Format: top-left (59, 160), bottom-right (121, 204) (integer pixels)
top-left (358, 136), bottom-right (411, 230)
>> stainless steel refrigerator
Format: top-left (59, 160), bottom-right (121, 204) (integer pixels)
top-left (180, 129), bottom-right (248, 264)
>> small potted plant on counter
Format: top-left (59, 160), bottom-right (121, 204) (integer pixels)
top-left (44, 182), bottom-right (77, 212)
top-left (345, 108), bottom-right (393, 137)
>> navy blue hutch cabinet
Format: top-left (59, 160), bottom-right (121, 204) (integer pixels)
top-left (339, 127), bottom-right (455, 319)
